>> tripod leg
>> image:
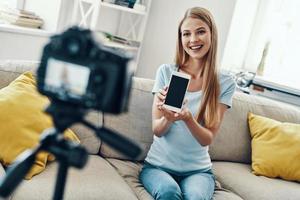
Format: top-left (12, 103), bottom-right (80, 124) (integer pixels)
top-left (53, 162), bottom-right (68, 200)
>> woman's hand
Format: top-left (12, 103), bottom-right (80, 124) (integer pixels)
top-left (178, 102), bottom-right (193, 122)
top-left (156, 87), bottom-right (193, 122)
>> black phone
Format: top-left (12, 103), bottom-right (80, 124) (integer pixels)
top-left (164, 71), bottom-right (191, 112)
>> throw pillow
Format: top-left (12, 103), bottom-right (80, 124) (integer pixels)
top-left (248, 112), bottom-right (300, 182)
top-left (0, 72), bottom-right (80, 180)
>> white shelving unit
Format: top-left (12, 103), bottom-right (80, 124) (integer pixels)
top-left (71, 0), bottom-right (152, 72)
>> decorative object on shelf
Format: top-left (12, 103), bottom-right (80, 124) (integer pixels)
top-left (115, 0), bottom-right (137, 8)
top-left (101, 31), bottom-right (140, 47)
top-left (256, 41), bottom-right (270, 76)
top-left (102, 0), bottom-right (116, 3)
top-left (0, 6), bottom-right (43, 29)
top-left (226, 69), bottom-right (255, 94)
top-left (235, 71), bottom-right (255, 88)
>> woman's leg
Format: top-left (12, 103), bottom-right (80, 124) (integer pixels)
top-left (139, 165), bottom-right (182, 200)
top-left (179, 170), bottom-right (215, 200)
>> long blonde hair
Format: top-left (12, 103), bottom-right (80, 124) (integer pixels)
top-left (175, 7), bottom-right (220, 128)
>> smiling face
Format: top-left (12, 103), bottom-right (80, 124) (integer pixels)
top-left (180, 17), bottom-right (211, 61)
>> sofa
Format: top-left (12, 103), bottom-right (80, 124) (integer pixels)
top-left (0, 61), bottom-right (300, 200)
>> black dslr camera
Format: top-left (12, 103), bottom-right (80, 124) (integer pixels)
top-left (37, 26), bottom-right (133, 114)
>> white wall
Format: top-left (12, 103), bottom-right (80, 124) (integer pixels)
top-left (136, 0), bottom-right (237, 78)
top-left (0, 0), bottom-right (126, 61)
top-left (0, 31), bottom-right (49, 60)
top-left (0, 0), bottom-right (238, 79)
top-left (24, 0), bottom-right (62, 32)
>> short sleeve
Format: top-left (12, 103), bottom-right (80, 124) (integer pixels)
top-left (152, 64), bottom-right (168, 94)
top-left (219, 74), bottom-right (236, 108)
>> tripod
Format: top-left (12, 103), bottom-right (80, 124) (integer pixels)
top-left (0, 100), bottom-right (141, 200)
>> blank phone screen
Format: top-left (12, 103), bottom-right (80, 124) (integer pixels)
top-left (165, 75), bottom-right (189, 108)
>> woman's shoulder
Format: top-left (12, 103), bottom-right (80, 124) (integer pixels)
top-left (156, 63), bottom-right (178, 77)
top-left (219, 71), bottom-right (235, 84)
top-left (219, 71), bottom-right (236, 92)
top-left (158, 63), bottom-right (178, 72)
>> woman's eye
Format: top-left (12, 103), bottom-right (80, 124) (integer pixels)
top-left (197, 30), bottom-right (206, 35)
top-left (182, 32), bottom-right (190, 37)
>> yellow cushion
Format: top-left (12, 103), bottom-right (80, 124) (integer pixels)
top-left (248, 112), bottom-right (300, 182)
top-left (0, 72), bottom-right (80, 180)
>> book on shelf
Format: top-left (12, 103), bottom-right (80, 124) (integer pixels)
top-left (95, 31), bottom-right (140, 51)
top-left (102, 31), bottom-right (140, 47)
top-left (0, 6), bottom-right (43, 29)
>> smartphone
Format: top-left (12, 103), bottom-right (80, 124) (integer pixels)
top-left (163, 71), bottom-right (191, 112)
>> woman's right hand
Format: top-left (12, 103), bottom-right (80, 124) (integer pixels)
top-left (156, 86), bottom-right (168, 110)
top-left (156, 86), bottom-right (183, 122)
top-left (153, 86), bottom-right (187, 136)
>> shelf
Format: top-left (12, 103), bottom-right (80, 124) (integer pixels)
top-left (103, 41), bottom-right (139, 51)
top-left (0, 23), bottom-right (53, 37)
top-left (100, 2), bottom-right (146, 15)
top-left (79, 0), bottom-right (146, 15)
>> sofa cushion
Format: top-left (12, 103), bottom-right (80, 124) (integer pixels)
top-left (0, 72), bottom-right (80, 179)
top-left (107, 158), bottom-right (153, 200)
top-left (100, 77), bottom-right (155, 160)
top-left (213, 161), bottom-right (300, 200)
top-left (107, 159), bottom-right (244, 200)
top-left (210, 92), bottom-right (300, 164)
top-left (213, 189), bottom-right (243, 200)
top-left (70, 111), bottom-right (102, 154)
top-left (12, 155), bottom-right (138, 200)
top-left (248, 112), bottom-right (300, 182)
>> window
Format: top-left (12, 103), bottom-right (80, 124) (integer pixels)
top-left (222, 0), bottom-right (300, 90)
top-left (250, 0), bottom-right (300, 88)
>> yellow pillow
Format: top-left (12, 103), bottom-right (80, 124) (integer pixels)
top-left (248, 112), bottom-right (300, 182)
top-left (0, 72), bottom-right (80, 180)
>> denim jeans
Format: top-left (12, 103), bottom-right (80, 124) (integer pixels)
top-left (139, 162), bottom-right (215, 200)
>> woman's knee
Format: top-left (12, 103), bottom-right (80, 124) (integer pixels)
top-left (183, 190), bottom-right (211, 200)
top-left (155, 183), bottom-right (182, 200)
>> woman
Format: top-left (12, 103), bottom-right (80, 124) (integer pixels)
top-left (139, 7), bottom-right (236, 200)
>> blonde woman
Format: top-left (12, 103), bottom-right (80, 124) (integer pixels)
top-left (140, 7), bottom-right (236, 200)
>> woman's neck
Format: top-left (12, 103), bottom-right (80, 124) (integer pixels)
top-left (182, 59), bottom-right (204, 79)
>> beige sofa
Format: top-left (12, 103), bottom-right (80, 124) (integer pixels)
top-left (0, 61), bottom-right (300, 200)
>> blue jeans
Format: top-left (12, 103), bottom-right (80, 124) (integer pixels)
top-left (139, 163), bottom-right (215, 200)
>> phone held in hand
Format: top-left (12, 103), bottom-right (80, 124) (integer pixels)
top-left (163, 71), bottom-right (191, 113)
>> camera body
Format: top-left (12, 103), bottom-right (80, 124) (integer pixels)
top-left (37, 26), bottom-right (133, 114)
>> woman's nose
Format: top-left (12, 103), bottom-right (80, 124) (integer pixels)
top-left (190, 33), bottom-right (199, 42)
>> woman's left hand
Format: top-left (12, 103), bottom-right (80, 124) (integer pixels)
top-left (176, 99), bottom-right (193, 122)
top-left (159, 99), bottom-right (193, 122)
top-left (178, 107), bottom-right (193, 122)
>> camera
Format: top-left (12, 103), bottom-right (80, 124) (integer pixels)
top-left (37, 26), bottom-right (134, 114)
top-left (0, 26), bottom-right (140, 200)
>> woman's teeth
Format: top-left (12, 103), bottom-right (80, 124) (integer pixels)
top-left (190, 45), bottom-right (203, 50)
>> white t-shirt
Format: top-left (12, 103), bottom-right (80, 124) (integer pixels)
top-left (145, 64), bottom-right (236, 174)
